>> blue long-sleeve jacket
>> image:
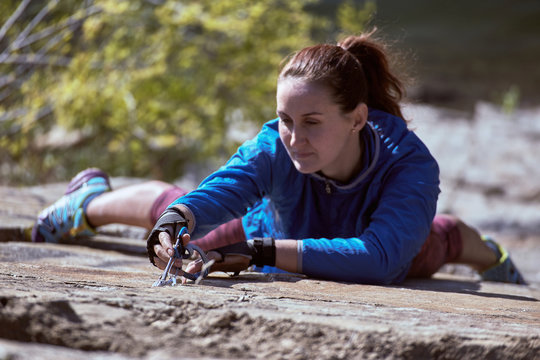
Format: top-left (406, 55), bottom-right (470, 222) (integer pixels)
top-left (171, 109), bottom-right (440, 284)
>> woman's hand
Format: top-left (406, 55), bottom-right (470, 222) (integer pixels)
top-left (152, 230), bottom-right (191, 270)
top-left (183, 250), bottom-right (252, 281)
top-left (146, 207), bottom-right (189, 267)
top-left (183, 238), bottom-right (275, 280)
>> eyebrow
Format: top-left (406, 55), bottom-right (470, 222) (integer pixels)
top-left (276, 110), bottom-right (323, 117)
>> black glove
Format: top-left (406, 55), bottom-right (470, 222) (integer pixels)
top-left (214, 237), bottom-right (276, 268)
top-left (146, 207), bottom-right (188, 266)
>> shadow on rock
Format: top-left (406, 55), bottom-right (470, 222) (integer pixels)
top-left (401, 278), bottom-right (539, 302)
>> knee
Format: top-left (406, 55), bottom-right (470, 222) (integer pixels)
top-left (145, 180), bottom-right (176, 196)
top-left (435, 213), bottom-right (461, 231)
top-left (437, 214), bottom-right (478, 242)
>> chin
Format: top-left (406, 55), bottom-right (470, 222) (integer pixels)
top-left (293, 162), bottom-right (319, 174)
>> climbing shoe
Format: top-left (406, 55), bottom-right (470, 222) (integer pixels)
top-left (480, 236), bottom-right (527, 285)
top-left (32, 168), bottom-right (111, 243)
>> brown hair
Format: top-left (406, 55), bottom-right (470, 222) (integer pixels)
top-left (279, 31), bottom-right (405, 121)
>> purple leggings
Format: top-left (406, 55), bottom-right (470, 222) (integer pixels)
top-left (151, 187), bottom-right (463, 278)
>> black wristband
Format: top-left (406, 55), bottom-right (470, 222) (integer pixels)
top-left (212, 237), bottom-right (276, 267)
top-left (250, 237), bottom-right (276, 267)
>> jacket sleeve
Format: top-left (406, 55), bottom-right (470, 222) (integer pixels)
top-left (301, 148), bottom-right (440, 285)
top-left (169, 126), bottom-right (276, 239)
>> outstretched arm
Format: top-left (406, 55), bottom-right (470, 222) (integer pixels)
top-left (180, 239), bottom-right (299, 276)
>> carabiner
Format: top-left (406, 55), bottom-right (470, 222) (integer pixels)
top-left (152, 227), bottom-right (212, 287)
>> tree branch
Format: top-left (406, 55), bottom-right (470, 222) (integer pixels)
top-left (11, 5), bottom-right (102, 52)
top-left (0, 54), bottom-right (71, 67)
top-left (8, 0), bottom-right (60, 53)
top-left (0, 0), bottom-right (32, 45)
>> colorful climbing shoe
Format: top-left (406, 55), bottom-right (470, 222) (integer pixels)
top-left (32, 168), bottom-right (111, 243)
top-left (481, 236), bottom-right (527, 285)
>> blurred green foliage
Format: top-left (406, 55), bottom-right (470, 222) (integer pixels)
top-left (0, 0), bottom-right (374, 185)
top-left (501, 85), bottom-right (520, 116)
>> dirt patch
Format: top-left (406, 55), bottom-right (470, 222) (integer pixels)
top-left (1, 290), bottom-right (538, 360)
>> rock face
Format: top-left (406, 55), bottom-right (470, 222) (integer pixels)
top-left (1, 239), bottom-right (539, 359)
top-left (1, 103), bottom-right (540, 359)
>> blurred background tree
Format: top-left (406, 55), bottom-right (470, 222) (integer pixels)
top-left (0, 0), bottom-right (374, 185)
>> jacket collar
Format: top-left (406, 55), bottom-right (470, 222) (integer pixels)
top-left (310, 121), bottom-right (380, 191)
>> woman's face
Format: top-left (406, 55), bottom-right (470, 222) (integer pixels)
top-left (276, 78), bottom-right (367, 182)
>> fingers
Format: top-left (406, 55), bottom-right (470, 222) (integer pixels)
top-left (182, 232), bottom-right (191, 247)
top-left (184, 258), bottom-right (203, 275)
top-left (182, 251), bottom-right (221, 285)
top-left (153, 255), bottom-right (171, 270)
top-left (184, 251), bottom-right (222, 274)
top-left (210, 254), bottom-right (251, 273)
top-left (152, 231), bottom-right (187, 268)
top-left (184, 251), bottom-right (251, 275)
top-left (158, 231), bottom-right (174, 257)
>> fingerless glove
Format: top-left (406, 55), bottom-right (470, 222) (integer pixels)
top-left (146, 207), bottom-right (188, 266)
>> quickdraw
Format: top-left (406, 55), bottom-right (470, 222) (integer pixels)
top-left (152, 227), bottom-right (213, 287)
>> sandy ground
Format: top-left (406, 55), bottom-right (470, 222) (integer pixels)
top-left (1, 103), bottom-right (539, 359)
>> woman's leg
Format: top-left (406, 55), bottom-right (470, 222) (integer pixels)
top-left (86, 176), bottom-right (247, 250)
top-left (110, 180), bottom-right (247, 251)
top-left (407, 214), bottom-right (462, 278)
top-left (32, 168), bottom-right (177, 242)
top-left (452, 219), bottom-right (497, 272)
top-left (86, 180), bottom-right (175, 230)
top-left (408, 214), bottom-right (526, 284)
top-left (448, 218), bottom-right (526, 283)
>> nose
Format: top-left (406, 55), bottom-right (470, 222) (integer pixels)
top-left (289, 125), bottom-right (306, 147)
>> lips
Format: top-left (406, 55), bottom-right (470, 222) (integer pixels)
top-left (292, 151), bottom-right (314, 160)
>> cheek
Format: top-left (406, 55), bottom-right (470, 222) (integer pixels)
top-left (314, 130), bottom-right (344, 156)
top-left (278, 124), bottom-right (291, 146)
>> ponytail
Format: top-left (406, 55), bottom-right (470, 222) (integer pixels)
top-left (338, 32), bottom-right (405, 120)
top-left (279, 30), bottom-right (406, 122)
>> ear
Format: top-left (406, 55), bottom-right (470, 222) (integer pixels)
top-left (351, 103), bottom-right (368, 132)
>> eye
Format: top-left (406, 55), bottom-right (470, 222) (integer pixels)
top-left (279, 116), bottom-right (292, 125)
top-left (305, 118), bottom-right (320, 125)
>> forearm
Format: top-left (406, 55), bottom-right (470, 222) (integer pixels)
top-left (275, 239), bottom-right (300, 273)
top-left (301, 236), bottom-right (411, 284)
